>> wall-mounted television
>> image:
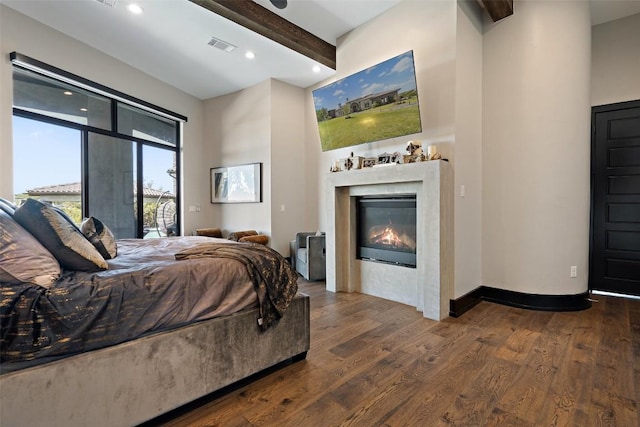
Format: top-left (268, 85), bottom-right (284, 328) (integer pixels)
top-left (312, 50), bottom-right (421, 152)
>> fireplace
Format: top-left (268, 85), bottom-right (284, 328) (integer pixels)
top-left (356, 195), bottom-right (417, 268)
top-left (326, 160), bottom-right (453, 320)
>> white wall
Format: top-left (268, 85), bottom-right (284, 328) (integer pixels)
top-left (203, 80), bottom-right (272, 238)
top-left (454, 4), bottom-right (483, 297)
top-left (202, 78), bottom-right (307, 255)
top-left (270, 79), bottom-right (307, 255)
top-left (591, 13), bottom-right (640, 107)
top-left (0, 5), bottom-right (208, 234)
top-left (309, 0), bottom-right (458, 244)
top-left (307, 0), bottom-right (487, 298)
top-left (482, 0), bottom-right (592, 295)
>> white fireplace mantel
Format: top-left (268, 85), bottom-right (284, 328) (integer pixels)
top-left (325, 160), bottom-right (453, 320)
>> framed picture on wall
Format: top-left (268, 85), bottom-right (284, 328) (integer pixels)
top-left (210, 162), bottom-right (262, 203)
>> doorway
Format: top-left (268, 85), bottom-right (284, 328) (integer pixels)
top-left (590, 99), bottom-right (640, 297)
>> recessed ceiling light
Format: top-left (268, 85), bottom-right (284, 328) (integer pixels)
top-left (312, 65), bottom-right (321, 73)
top-left (127, 3), bottom-right (143, 14)
top-left (63, 91), bottom-right (73, 96)
top-left (245, 51), bottom-right (256, 59)
top-left (80, 108), bottom-right (88, 112)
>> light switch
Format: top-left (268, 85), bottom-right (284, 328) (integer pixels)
top-left (460, 185), bottom-right (466, 197)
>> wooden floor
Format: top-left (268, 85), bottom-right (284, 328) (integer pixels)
top-left (157, 280), bottom-right (640, 427)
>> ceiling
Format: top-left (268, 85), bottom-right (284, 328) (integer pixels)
top-left (2, 0), bottom-right (640, 100)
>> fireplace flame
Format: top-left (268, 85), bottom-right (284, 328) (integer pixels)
top-left (368, 221), bottom-right (416, 251)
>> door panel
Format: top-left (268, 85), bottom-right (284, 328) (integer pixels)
top-left (590, 100), bottom-right (640, 296)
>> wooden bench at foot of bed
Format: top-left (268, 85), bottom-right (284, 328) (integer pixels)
top-left (0, 294), bottom-right (310, 427)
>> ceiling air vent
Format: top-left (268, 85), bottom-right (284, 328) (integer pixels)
top-left (208, 36), bottom-right (237, 53)
top-left (95, 0), bottom-right (118, 7)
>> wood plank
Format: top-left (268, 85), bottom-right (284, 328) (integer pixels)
top-left (155, 280), bottom-right (640, 426)
top-left (629, 303), bottom-right (640, 409)
top-left (495, 327), bottom-right (541, 364)
top-left (534, 314), bottom-right (597, 425)
top-left (384, 339), bottom-right (499, 425)
top-left (493, 362), bottom-right (557, 425)
top-left (439, 357), bottom-right (521, 425)
top-left (589, 297), bottom-right (637, 426)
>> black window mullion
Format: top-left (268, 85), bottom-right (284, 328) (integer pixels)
top-left (136, 142), bottom-right (145, 238)
top-left (174, 125), bottom-right (181, 236)
top-left (81, 129), bottom-right (89, 218)
top-left (111, 100), bottom-right (118, 133)
top-left (13, 108), bottom-right (172, 149)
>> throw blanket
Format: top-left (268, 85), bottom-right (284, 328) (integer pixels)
top-left (175, 242), bottom-right (298, 330)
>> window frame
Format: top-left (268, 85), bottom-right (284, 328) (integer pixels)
top-left (10, 52), bottom-right (185, 238)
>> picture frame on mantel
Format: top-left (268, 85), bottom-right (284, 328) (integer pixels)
top-left (210, 162), bottom-right (262, 203)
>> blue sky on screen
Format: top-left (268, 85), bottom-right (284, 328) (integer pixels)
top-left (312, 50), bottom-right (417, 112)
top-left (13, 116), bottom-right (174, 195)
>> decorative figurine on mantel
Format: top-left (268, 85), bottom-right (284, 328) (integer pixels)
top-left (348, 152), bottom-right (363, 170)
top-left (330, 142), bottom-right (444, 173)
top-left (406, 140), bottom-right (423, 157)
top-left (404, 140), bottom-right (425, 163)
top-left (427, 144), bottom-right (442, 161)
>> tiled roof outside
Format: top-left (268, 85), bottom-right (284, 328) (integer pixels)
top-left (26, 182), bottom-right (174, 198)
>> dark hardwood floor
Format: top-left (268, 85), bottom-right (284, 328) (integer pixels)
top-left (157, 279), bottom-right (640, 426)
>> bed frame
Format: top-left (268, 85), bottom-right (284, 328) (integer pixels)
top-left (0, 293), bottom-right (310, 426)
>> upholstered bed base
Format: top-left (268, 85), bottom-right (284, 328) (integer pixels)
top-left (0, 294), bottom-right (310, 427)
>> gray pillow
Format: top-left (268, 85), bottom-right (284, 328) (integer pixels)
top-left (81, 217), bottom-right (117, 259)
top-left (0, 198), bottom-right (16, 216)
top-left (14, 199), bottom-right (108, 272)
top-left (0, 209), bottom-right (61, 287)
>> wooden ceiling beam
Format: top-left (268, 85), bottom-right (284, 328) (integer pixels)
top-left (482, 0), bottom-right (514, 22)
top-left (189, 0), bottom-right (337, 70)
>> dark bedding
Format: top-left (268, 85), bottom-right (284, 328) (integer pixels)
top-left (1, 236), bottom-right (298, 373)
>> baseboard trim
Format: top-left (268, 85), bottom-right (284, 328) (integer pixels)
top-left (449, 287), bottom-right (483, 317)
top-left (449, 286), bottom-right (592, 317)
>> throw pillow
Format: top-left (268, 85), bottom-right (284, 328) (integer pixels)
top-left (0, 198), bottom-right (16, 216)
top-left (228, 230), bottom-right (258, 241)
top-left (239, 235), bottom-right (269, 245)
top-left (14, 198), bottom-right (108, 272)
top-left (195, 228), bottom-right (223, 238)
top-left (81, 217), bottom-right (117, 259)
top-left (0, 209), bottom-right (61, 287)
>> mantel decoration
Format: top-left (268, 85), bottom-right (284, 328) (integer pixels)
top-left (329, 143), bottom-right (442, 173)
top-left (210, 162), bottom-right (262, 203)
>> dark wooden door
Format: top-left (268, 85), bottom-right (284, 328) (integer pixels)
top-left (590, 99), bottom-right (640, 296)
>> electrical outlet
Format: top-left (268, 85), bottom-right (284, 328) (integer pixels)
top-left (570, 266), bottom-right (577, 278)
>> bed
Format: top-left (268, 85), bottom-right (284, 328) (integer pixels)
top-left (0, 198), bottom-right (310, 426)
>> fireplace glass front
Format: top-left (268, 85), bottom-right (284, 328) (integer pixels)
top-left (356, 195), bottom-right (417, 268)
